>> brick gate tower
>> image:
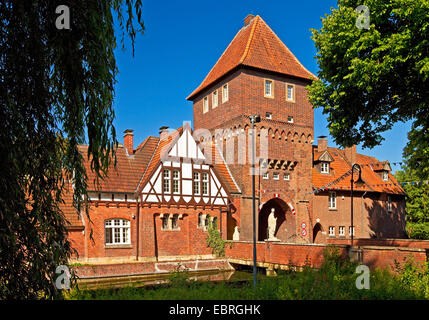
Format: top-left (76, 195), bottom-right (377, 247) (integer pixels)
top-left (187, 15), bottom-right (316, 243)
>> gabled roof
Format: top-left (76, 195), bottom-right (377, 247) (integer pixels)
top-left (187, 15), bottom-right (316, 100)
top-left (312, 146), bottom-right (405, 195)
top-left (314, 150), bottom-right (334, 162)
top-left (59, 180), bottom-right (84, 228)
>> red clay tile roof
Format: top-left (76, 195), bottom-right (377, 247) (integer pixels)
top-left (60, 181), bottom-right (84, 228)
top-left (313, 146), bottom-right (405, 195)
top-left (187, 15), bottom-right (316, 100)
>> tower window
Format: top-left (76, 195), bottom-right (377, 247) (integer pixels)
top-left (222, 84), bottom-right (229, 102)
top-left (266, 112), bottom-right (272, 119)
top-left (262, 172), bottom-right (269, 180)
top-left (329, 226), bottom-right (335, 237)
top-left (264, 79), bottom-right (274, 98)
top-left (286, 84), bottom-right (295, 102)
top-left (339, 226), bottom-right (345, 236)
top-left (203, 96), bottom-right (209, 114)
top-left (273, 172), bottom-right (279, 180)
top-left (212, 90), bottom-right (218, 108)
top-left (284, 173), bottom-right (290, 181)
top-left (288, 116), bottom-right (294, 123)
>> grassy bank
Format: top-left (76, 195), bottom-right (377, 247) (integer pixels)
top-left (67, 248), bottom-right (429, 300)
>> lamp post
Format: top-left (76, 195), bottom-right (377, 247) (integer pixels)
top-left (249, 114), bottom-right (261, 288)
top-left (350, 163), bottom-right (364, 247)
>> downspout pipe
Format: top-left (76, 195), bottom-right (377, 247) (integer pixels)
top-left (361, 191), bottom-right (368, 239)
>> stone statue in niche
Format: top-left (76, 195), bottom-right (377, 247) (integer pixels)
top-left (267, 208), bottom-right (280, 241)
top-left (233, 226), bottom-right (240, 241)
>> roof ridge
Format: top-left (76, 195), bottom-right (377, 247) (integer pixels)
top-left (238, 15), bottom-right (259, 64)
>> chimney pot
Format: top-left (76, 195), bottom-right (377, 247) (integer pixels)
top-left (123, 129), bottom-right (134, 155)
top-left (345, 145), bottom-right (357, 164)
top-left (244, 14), bottom-right (255, 26)
top-left (159, 126), bottom-right (169, 140)
top-left (317, 137), bottom-right (328, 152)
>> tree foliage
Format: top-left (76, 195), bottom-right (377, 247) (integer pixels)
top-left (0, 1), bottom-right (144, 299)
top-left (395, 166), bottom-right (429, 239)
top-left (308, 0), bottom-right (429, 178)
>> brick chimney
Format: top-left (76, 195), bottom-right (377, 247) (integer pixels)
top-left (123, 129), bottom-right (134, 155)
top-left (317, 136), bottom-right (328, 152)
top-left (244, 14), bottom-right (255, 26)
top-left (159, 126), bottom-right (169, 141)
top-left (344, 145), bottom-right (357, 164)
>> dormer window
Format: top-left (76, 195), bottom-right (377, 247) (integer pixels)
top-left (383, 171), bottom-right (389, 181)
top-left (321, 162), bottom-right (330, 174)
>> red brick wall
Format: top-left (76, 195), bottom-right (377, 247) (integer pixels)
top-left (225, 241), bottom-right (427, 270)
top-left (327, 238), bottom-right (429, 249)
top-left (312, 191), bottom-right (406, 240)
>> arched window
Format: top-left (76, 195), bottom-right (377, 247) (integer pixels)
top-left (198, 212), bottom-right (203, 228)
top-left (105, 219), bottom-right (130, 245)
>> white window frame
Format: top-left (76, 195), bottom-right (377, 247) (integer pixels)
top-left (172, 170), bottom-right (180, 194)
top-left (105, 219), bottom-right (130, 245)
top-left (264, 79), bottom-right (274, 98)
top-left (284, 173), bottom-right (290, 181)
top-left (202, 172), bottom-right (209, 196)
top-left (193, 172), bottom-right (200, 195)
top-left (222, 84), bottom-right (229, 103)
top-left (163, 169), bottom-right (171, 194)
top-left (203, 96), bottom-right (209, 114)
top-left (262, 172), bottom-right (269, 180)
top-left (329, 191), bottom-right (337, 209)
top-left (329, 226), bottom-right (335, 237)
top-left (212, 90), bottom-right (218, 108)
top-left (349, 226), bottom-right (355, 236)
top-left (266, 112), bottom-right (272, 119)
top-left (339, 226), bottom-right (345, 236)
top-left (287, 116), bottom-right (294, 123)
top-left (286, 83), bottom-right (295, 102)
top-left (321, 162), bottom-right (330, 174)
top-left (383, 171), bottom-right (389, 181)
top-left (273, 172), bottom-right (279, 180)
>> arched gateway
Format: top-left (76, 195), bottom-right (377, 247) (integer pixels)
top-left (258, 198), bottom-right (296, 242)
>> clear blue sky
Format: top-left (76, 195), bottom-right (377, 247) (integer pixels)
top-left (112, 0), bottom-right (411, 172)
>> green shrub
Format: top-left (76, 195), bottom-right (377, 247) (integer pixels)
top-left (206, 222), bottom-right (225, 257)
top-left (407, 222), bottom-right (429, 240)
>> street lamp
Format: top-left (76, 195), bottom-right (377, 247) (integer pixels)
top-left (350, 163), bottom-right (364, 247)
top-left (249, 114), bottom-right (260, 288)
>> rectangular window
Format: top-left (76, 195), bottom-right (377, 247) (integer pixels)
top-left (273, 172), bottom-right (279, 180)
top-left (202, 172), bottom-right (209, 196)
top-left (349, 226), bottom-right (355, 236)
top-left (329, 226), bottom-right (335, 237)
top-left (163, 169), bottom-right (171, 193)
top-left (266, 112), bottom-right (272, 119)
top-left (172, 170), bottom-right (180, 194)
top-left (339, 226), bottom-right (345, 236)
top-left (284, 173), bottom-right (290, 181)
top-left (262, 172), bottom-right (269, 180)
top-left (222, 84), bottom-right (229, 102)
top-left (105, 219), bottom-right (130, 245)
top-left (203, 96), bottom-right (209, 114)
top-left (172, 215), bottom-right (179, 230)
top-left (264, 79), bottom-right (273, 97)
top-left (162, 215), bottom-right (169, 230)
top-left (287, 116), bottom-right (294, 123)
top-left (193, 172), bottom-right (200, 195)
top-left (286, 84), bottom-right (295, 102)
top-left (383, 171), bottom-right (389, 181)
top-left (329, 191), bottom-right (337, 209)
top-left (321, 162), bottom-right (330, 174)
top-left (212, 90), bottom-right (218, 108)
top-left (387, 196), bottom-right (392, 212)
